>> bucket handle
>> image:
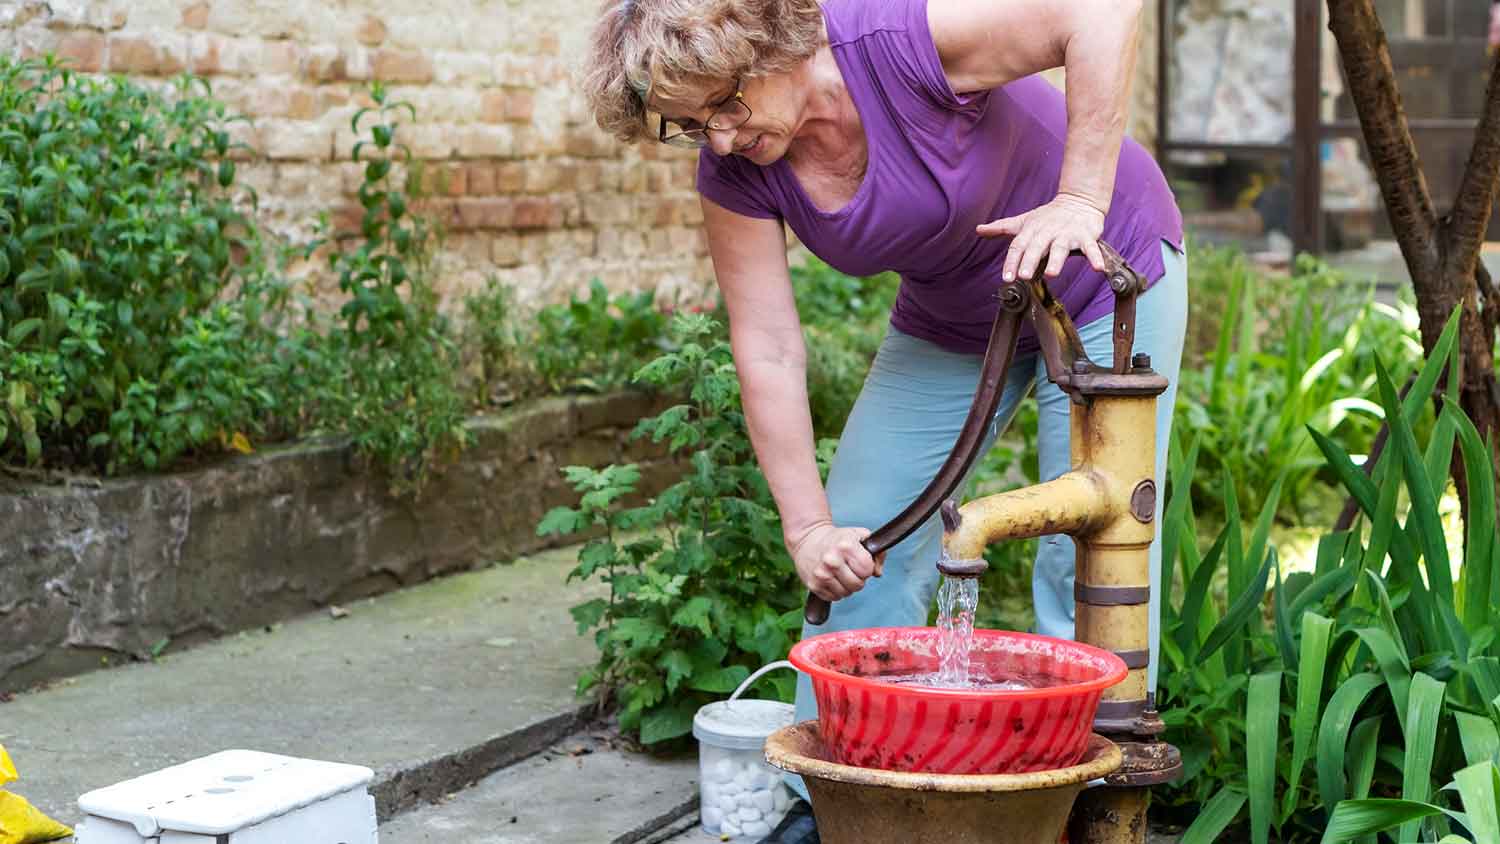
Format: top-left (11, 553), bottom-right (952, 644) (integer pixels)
top-left (728, 660), bottom-right (798, 703)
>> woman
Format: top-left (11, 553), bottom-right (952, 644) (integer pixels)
top-left (585, 1), bottom-right (1185, 840)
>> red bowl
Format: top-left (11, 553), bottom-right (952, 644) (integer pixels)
top-left (788, 627), bottom-right (1127, 775)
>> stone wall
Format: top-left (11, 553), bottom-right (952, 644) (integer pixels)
top-left (0, 0), bottom-right (709, 310)
top-left (0, 392), bottom-right (677, 693)
top-left (1, 0), bottom-right (1160, 311)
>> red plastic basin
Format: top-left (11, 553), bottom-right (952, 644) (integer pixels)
top-left (788, 627), bottom-right (1127, 775)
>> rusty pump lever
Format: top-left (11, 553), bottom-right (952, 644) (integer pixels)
top-left (803, 242), bottom-right (1145, 626)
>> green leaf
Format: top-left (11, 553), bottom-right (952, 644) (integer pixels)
top-left (670, 596), bottom-right (714, 638)
top-left (1400, 672), bottom-right (1446, 842)
top-left (1180, 787), bottom-right (1247, 844)
top-left (1453, 761), bottom-right (1500, 844)
top-left (1198, 546), bottom-right (1276, 664)
top-left (1456, 711), bottom-right (1500, 766)
top-left (1347, 715), bottom-right (1381, 802)
top-left (7, 317), bottom-right (42, 345)
top-left (1283, 612), bottom-right (1333, 821)
top-left (1352, 625), bottom-right (1411, 735)
top-left (1175, 526), bottom-right (1228, 659)
top-left (1247, 670), bottom-right (1282, 844)
top-left (690, 665), bottom-right (751, 694)
top-left (661, 649), bottom-right (693, 693)
top-left (569, 598), bottom-right (607, 634)
top-left (1376, 358), bottom-right (1460, 644)
top-left (609, 617), bottom-right (667, 650)
top-left (639, 699), bottom-right (696, 744)
top-left (537, 506), bottom-right (587, 537)
top-left (1318, 673), bottom-right (1385, 811)
top-left (1453, 411), bottom-right (1498, 633)
top-left (1320, 798), bottom-right (1446, 843)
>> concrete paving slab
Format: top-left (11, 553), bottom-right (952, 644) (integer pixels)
top-left (660, 809), bottom-right (1186, 843)
top-left (377, 732), bottom-right (699, 844)
top-left (0, 545), bottom-right (605, 828)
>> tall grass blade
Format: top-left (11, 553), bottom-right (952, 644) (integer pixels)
top-left (1200, 547), bottom-right (1276, 664)
top-left (1320, 799), bottom-right (1446, 843)
top-left (1452, 761), bottom-right (1500, 844)
top-left (1176, 527), bottom-right (1228, 659)
top-left (1453, 414), bottom-right (1497, 634)
top-left (1377, 359), bottom-right (1456, 613)
top-left (1455, 711), bottom-right (1500, 766)
top-left (1180, 787), bottom-right (1247, 844)
top-left (1348, 715), bottom-right (1381, 800)
top-left (1399, 672), bottom-right (1446, 842)
top-left (1164, 432), bottom-right (1201, 590)
top-left (1318, 672), bottom-right (1385, 811)
top-left (1353, 624), bottom-right (1411, 733)
top-left (1283, 612), bottom-right (1334, 821)
top-left (1248, 670), bottom-right (1283, 844)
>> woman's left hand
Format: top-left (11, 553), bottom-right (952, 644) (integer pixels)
top-left (976, 192), bottom-right (1108, 281)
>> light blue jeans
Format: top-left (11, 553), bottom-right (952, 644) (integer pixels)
top-left (786, 241), bottom-right (1187, 800)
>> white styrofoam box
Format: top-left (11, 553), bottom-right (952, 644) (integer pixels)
top-left (74, 749), bottom-right (377, 844)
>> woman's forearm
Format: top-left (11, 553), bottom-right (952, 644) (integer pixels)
top-left (734, 342), bottom-right (832, 549)
top-left (1055, 0), bottom-right (1143, 214)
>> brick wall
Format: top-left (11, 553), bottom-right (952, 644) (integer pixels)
top-left (1, 0), bottom-right (1158, 312)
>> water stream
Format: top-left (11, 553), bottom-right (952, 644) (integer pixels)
top-left (936, 575), bottom-right (979, 686)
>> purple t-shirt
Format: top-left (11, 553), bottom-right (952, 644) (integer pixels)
top-left (696, 0), bottom-right (1183, 356)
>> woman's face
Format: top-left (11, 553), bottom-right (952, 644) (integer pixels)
top-left (649, 71), bottom-right (803, 166)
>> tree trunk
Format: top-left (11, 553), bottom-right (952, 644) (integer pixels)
top-left (1325, 0), bottom-right (1500, 513)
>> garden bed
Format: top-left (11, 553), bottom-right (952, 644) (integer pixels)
top-left (0, 391), bottom-right (675, 694)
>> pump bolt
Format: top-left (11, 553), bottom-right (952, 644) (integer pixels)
top-left (1132, 352), bottom-right (1151, 370)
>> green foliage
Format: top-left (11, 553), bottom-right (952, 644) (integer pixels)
top-left (792, 257), bottom-right (896, 438)
top-left (531, 279), bottom-right (669, 395)
top-left (1158, 307), bottom-right (1500, 843)
top-left (0, 55), bottom-right (279, 472)
top-left (285, 83), bottom-right (470, 492)
top-left (1172, 248), bottom-right (1424, 525)
top-left (538, 314), bottom-right (818, 745)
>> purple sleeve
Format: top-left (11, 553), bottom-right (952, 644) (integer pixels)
top-left (696, 151), bottom-right (780, 220)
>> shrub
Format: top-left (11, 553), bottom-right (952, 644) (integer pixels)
top-left (286, 83), bottom-right (470, 492)
top-left (538, 313), bottom-right (819, 744)
top-left (0, 56), bottom-right (278, 472)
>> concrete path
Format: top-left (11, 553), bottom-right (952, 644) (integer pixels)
top-left (379, 731), bottom-right (699, 844)
top-left (0, 545), bottom-right (605, 829)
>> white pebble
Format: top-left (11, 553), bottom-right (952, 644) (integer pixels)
top-left (733, 769), bottom-right (755, 790)
top-left (722, 819), bottom-right (743, 838)
top-left (737, 791), bottom-right (758, 809)
top-left (743, 821), bottom-right (772, 837)
top-left (721, 777), bottom-right (744, 796)
top-left (711, 758), bottom-right (736, 782)
top-left (752, 767), bottom-right (776, 789)
top-left (752, 790), bottom-right (775, 813)
top-left (719, 794), bottom-right (739, 814)
top-left (702, 807), bottom-right (724, 830)
top-left (773, 787), bottom-right (791, 812)
top-left (737, 806), bottom-right (762, 823)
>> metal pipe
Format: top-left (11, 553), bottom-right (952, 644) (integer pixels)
top-left (941, 470), bottom-right (1115, 562)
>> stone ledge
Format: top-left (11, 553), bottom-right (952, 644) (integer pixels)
top-left (0, 390), bottom-right (677, 693)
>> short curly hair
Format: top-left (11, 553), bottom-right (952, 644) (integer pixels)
top-left (582, 0), bottom-right (825, 143)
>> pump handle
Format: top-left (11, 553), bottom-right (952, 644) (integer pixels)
top-left (800, 243), bottom-right (1144, 627)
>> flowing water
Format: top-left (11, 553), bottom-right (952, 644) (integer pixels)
top-left (935, 575), bottom-right (979, 686)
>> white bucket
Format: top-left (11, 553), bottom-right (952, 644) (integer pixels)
top-left (691, 661), bottom-right (798, 839)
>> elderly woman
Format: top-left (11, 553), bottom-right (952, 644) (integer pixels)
top-left (585, 0), bottom-right (1184, 839)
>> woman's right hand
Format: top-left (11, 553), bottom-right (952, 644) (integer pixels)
top-left (789, 523), bottom-right (884, 601)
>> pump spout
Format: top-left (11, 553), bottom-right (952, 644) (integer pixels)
top-left (940, 470), bottom-right (1116, 563)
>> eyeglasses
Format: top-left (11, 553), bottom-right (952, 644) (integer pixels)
top-left (657, 85), bottom-right (752, 148)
